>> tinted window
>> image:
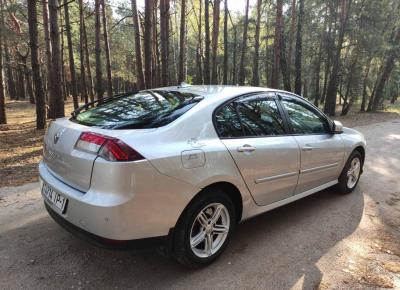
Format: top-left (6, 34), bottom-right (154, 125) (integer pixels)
top-left (237, 98), bottom-right (285, 137)
top-left (281, 98), bottom-right (330, 134)
top-left (215, 104), bottom-right (243, 137)
top-left (73, 90), bottom-right (201, 129)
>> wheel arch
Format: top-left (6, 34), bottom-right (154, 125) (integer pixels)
top-left (178, 181), bottom-right (244, 225)
top-left (353, 145), bottom-right (365, 164)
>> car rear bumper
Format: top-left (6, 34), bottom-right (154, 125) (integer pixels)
top-left (44, 201), bottom-right (169, 250)
top-left (39, 160), bottom-right (199, 241)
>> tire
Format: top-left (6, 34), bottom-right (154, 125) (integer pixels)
top-left (336, 150), bottom-right (363, 194)
top-left (172, 188), bottom-right (236, 268)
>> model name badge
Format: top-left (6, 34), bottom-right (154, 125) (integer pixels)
top-left (46, 148), bottom-right (64, 163)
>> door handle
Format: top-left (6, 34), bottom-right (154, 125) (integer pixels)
top-left (237, 144), bottom-right (256, 152)
top-left (302, 145), bottom-right (313, 151)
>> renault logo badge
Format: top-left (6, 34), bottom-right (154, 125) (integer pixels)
top-left (54, 129), bottom-right (65, 144)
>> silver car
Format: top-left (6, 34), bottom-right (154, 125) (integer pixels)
top-left (40, 85), bottom-right (366, 267)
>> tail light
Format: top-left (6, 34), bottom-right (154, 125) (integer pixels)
top-left (75, 132), bottom-right (145, 162)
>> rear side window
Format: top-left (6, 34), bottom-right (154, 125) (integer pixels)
top-left (237, 98), bottom-right (285, 136)
top-left (214, 96), bottom-right (286, 138)
top-left (72, 91), bottom-right (202, 129)
top-left (215, 104), bottom-right (243, 138)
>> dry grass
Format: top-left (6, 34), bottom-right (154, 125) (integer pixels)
top-left (336, 110), bottom-right (400, 128)
top-left (0, 99), bottom-right (399, 188)
top-left (0, 100), bottom-right (76, 188)
top-left (382, 261), bottom-right (400, 274)
top-left (324, 100), bottom-right (400, 128)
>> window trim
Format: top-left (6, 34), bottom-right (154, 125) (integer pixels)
top-left (277, 93), bottom-right (334, 136)
top-left (212, 92), bottom-right (291, 139)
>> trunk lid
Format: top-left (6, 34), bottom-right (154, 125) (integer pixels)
top-left (43, 118), bottom-right (155, 192)
top-left (43, 118), bottom-right (97, 192)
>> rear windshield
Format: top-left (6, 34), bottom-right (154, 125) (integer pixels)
top-left (72, 90), bottom-right (202, 129)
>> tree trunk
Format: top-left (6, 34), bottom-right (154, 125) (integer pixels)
top-left (178, 0), bottom-right (187, 83)
top-left (231, 27), bottom-right (237, 84)
top-left (341, 46), bottom-right (360, 116)
top-left (371, 27), bottom-right (400, 111)
top-left (222, 0), bottom-right (228, 84)
top-left (19, 55), bottom-right (35, 104)
top-left (287, 0), bottom-right (296, 86)
top-left (82, 10), bottom-right (94, 102)
top-left (94, 0), bottom-right (103, 100)
top-left (204, 0), bottom-right (211, 84)
top-left (144, 0), bottom-right (154, 89)
top-left (48, 0), bottom-right (64, 118)
top-left (26, 71), bottom-right (35, 104)
top-left (60, 10), bottom-right (67, 101)
top-left (42, 0), bottom-right (52, 103)
top-left (390, 86), bottom-right (398, 104)
top-left (160, 0), bottom-right (170, 86)
top-left (78, 0), bottom-right (88, 104)
top-left (360, 57), bottom-right (372, 112)
top-left (170, 15), bottom-right (178, 84)
top-left (313, 50), bottom-right (322, 106)
top-left (101, 0), bottom-right (113, 97)
top-left (28, 0), bottom-right (46, 129)
top-left (0, 0), bottom-right (6, 124)
top-left (64, 0), bottom-right (79, 109)
top-left (271, 0), bottom-right (282, 89)
top-left (194, 0), bottom-right (203, 84)
top-left (252, 0), bottom-right (262, 86)
top-left (321, 2), bottom-right (335, 104)
top-left (152, 2), bottom-right (160, 87)
top-left (211, 0), bottom-right (220, 84)
top-left (4, 45), bottom-right (17, 100)
top-left (131, 0), bottom-right (145, 89)
top-left (294, 0), bottom-right (304, 95)
top-left (16, 67), bottom-right (26, 99)
top-left (280, 28), bottom-right (291, 91)
top-left (238, 0), bottom-right (250, 85)
top-left (314, 4), bottom-right (328, 106)
top-left (324, 0), bottom-right (351, 116)
top-left (143, 0), bottom-right (154, 88)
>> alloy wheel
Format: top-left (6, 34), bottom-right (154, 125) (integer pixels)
top-left (189, 203), bottom-right (230, 258)
top-left (347, 157), bottom-right (361, 189)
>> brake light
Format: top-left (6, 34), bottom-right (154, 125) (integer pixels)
top-left (75, 132), bottom-right (145, 162)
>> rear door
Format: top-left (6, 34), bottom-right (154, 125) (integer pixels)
top-left (278, 94), bottom-right (345, 193)
top-left (215, 93), bottom-right (300, 206)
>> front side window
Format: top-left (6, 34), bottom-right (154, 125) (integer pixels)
top-left (281, 98), bottom-right (331, 134)
top-left (237, 98), bottom-right (285, 137)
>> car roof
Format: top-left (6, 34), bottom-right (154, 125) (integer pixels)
top-left (151, 85), bottom-right (287, 105)
top-left (152, 85), bottom-right (272, 97)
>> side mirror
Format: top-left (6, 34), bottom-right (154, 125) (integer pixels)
top-left (333, 120), bottom-right (343, 134)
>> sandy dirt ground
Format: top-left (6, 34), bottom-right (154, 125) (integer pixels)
top-left (1, 119), bottom-right (400, 289)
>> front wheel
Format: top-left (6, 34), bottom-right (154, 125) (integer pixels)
top-left (336, 150), bottom-right (363, 193)
top-left (172, 189), bottom-right (236, 268)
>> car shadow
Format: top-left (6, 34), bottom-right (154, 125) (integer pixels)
top-left (1, 187), bottom-right (364, 289)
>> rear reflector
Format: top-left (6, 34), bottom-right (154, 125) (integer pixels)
top-left (75, 132), bottom-right (145, 162)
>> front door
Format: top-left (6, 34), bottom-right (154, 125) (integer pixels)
top-left (279, 95), bottom-right (345, 193)
top-left (214, 93), bottom-right (300, 206)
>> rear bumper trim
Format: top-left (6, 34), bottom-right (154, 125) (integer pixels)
top-left (45, 202), bottom-right (169, 250)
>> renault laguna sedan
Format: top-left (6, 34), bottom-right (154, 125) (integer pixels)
top-left (40, 85), bottom-right (366, 267)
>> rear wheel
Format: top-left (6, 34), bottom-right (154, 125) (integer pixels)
top-left (172, 189), bottom-right (236, 268)
top-left (336, 150), bottom-right (363, 193)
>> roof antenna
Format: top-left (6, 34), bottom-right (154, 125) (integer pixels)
top-left (178, 82), bottom-right (191, 88)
